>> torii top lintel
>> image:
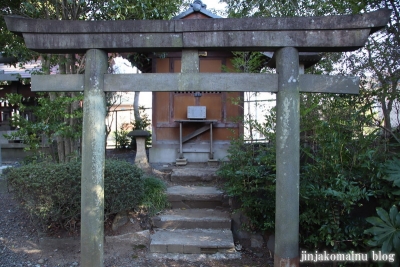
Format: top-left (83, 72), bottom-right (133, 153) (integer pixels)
top-left (5, 9), bottom-right (391, 54)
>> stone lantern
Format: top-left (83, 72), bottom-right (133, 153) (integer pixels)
top-left (128, 130), bottom-right (151, 171)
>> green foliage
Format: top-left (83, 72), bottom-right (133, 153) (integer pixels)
top-left (130, 106), bottom-right (152, 149)
top-left (297, 94), bottom-right (400, 252)
top-left (114, 128), bottom-right (130, 149)
top-left (3, 92), bottom-right (83, 157)
top-left (221, 89), bottom-right (396, 253)
top-left (113, 107), bottom-right (151, 149)
top-left (222, 0), bottom-right (400, 141)
top-left (224, 51), bottom-right (268, 73)
top-left (365, 205), bottom-right (400, 257)
top-left (140, 176), bottom-right (169, 216)
top-left (218, 106), bottom-right (277, 232)
top-left (6, 159), bottom-right (144, 232)
top-left (221, 0), bottom-right (374, 18)
top-left (383, 158), bottom-right (400, 197)
top-left (103, 159), bottom-right (145, 215)
top-left (132, 106), bottom-right (151, 131)
top-left (15, 0), bottom-right (185, 20)
top-left (218, 139), bottom-right (276, 232)
top-left (298, 94), bottom-right (387, 250)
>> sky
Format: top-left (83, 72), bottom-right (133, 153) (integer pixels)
top-left (201, 0), bottom-right (227, 13)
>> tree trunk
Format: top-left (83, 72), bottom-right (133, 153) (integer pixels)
top-left (380, 96), bottom-right (392, 139)
top-left (133, 91), bottom-right (141, 127)
top-left (68, 54), bottom-right (80, 155)
top-left (50, 90), bottom-right (66, 163)
top-left (54, 54), bottom-right (66, 162)
top-left (43, 55), bottom-right (64, 162)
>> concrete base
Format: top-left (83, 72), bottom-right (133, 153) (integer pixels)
top-left (175, 158), bottom-right (187, 166)
top-left (149, 142), bottom-right (231, 163)
top-left (208, 158), bottom-right (219, 167)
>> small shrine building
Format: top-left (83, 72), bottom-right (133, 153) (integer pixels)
top-left (149, 2), bottom-right (243, 164)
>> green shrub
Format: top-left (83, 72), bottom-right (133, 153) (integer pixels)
top-left (104, 159), bottom-right (145, 215)
top-left (218, 139), bottom-right (276, 232)
top-left (298, 95), bottom-right (390, 251)
top-left (220, 94), bottom-right (394, 254)
top-left (140, 176), bottom-right (169, 216)
top-left (6, 159), bottom-right (144, 232)
top-left (114, 129), bottom-right (130, 149)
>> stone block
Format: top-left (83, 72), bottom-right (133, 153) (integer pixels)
top-left (167, 244), bottom-right (183, 253)
top-left (208, 159), bottom-right (219, 167)
top-left (251, 234), bottom-right (264, 248)
top-left (184, 245), bottom-right (200, 254)
top-left (150, 244), bottom-right (167, 253)
top-left (112, 211), bottom-right (129, 232)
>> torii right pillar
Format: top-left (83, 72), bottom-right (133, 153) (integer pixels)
top-left (275, 47), bottom-right (301, 266)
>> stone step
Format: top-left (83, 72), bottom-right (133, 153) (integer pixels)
top-left (170, 166), bottom-right (219, 184)
top-left (150, 229), bottom-right (236, 254)
top-left (152, 209), bottom-right (231, 230)
top-left (167, 185), bottom-right (228, 209)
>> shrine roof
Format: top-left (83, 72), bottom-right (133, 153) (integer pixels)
top-left (173, 1), bottom-right (222, 20)
top-left (0, 59), bottom-right (57, 80)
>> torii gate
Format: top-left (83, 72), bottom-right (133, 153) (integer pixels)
top-left (5, 8), bottom-right (391, 267)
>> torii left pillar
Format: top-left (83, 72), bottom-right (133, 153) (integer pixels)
top-left (275, 47), bottom-right (300, 266)
top-left (80, 49), bottom-right (107, 267)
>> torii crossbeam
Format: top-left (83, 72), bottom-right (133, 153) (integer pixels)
top-left (5, 8), bottom-right (391, 267)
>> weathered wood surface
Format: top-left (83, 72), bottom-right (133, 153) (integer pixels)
top-left (4, 9), bottom-right (391, 53)
top-left (32, 73), bottom-right (359, 94)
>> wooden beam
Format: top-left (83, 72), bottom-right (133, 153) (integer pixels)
top-left (31, 73), bottom-right (358, 95)
top-left (182, 125), bottom-right (210, 143)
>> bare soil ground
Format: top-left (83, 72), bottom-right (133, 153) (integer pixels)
top-left (0, 150), bottom-right (273, 266)
top-left (0, 185), bottom-right (273, 267)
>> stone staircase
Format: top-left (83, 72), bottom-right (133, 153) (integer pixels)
top-left (150, 165), bottom-right (238, 257)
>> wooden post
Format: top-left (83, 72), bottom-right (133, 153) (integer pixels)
top-left (275, 47), bottom-right (300, 267)
top-left (81, 49), bottom-right (107, 267)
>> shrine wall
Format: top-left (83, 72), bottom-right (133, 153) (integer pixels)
top-left (150, 53), bottom-right (243, 163)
